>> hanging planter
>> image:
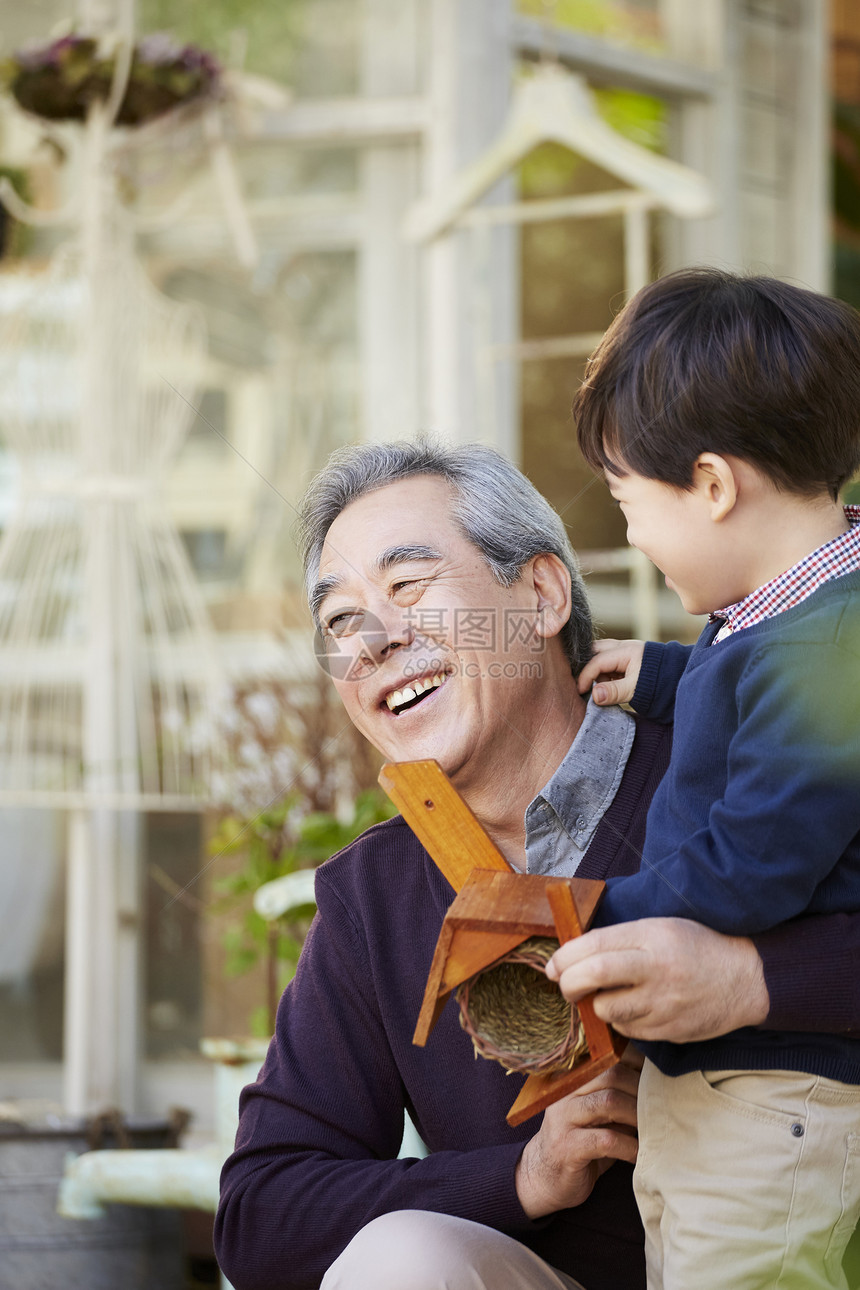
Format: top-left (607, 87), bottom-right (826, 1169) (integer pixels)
top-left (0, 33), bottom-right (221, 127)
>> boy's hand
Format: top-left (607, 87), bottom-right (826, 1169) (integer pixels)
top-left (577, 638), bottom-right (645, 706)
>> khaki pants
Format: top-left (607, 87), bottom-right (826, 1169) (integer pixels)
top-left (321, 1211), bottom-right (585, 1290)
top-left (635, 1061), bottom-right (860, 1290)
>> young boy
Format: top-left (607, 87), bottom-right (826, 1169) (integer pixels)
top-left (555, 268), bottom-right (860, 1290)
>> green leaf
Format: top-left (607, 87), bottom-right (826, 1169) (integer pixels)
top-left (224, 946), bottom-right (258, 977)
top-left (276, 928), bottom-right (311, 959)
top-left (249, 1005), bottom-right (273, 1038)
top-left (207, 816), bottom-right (246, 855)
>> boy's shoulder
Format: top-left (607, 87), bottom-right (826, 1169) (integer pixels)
top-left (680, 576), bottom-right (860, 712)
top-left (765, 570), bottom-right (860, 653)
top-left (709, 570), bottom-right (860, 656)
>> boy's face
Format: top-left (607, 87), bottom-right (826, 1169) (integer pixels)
top-left (605, 464), bottom-right (735, 615)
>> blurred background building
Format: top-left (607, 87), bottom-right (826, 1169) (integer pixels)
top-left (0, 0), bottom-right (852, 1159)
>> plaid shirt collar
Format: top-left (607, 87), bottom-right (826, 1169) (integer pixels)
top-left (709, 505), bottom-right (860, 637)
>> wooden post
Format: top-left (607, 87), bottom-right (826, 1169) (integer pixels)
top-left (423, 0), bottom-right (517, 454)
top-left (358, 0), bottom-right (422, 441)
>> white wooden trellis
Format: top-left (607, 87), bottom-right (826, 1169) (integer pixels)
top-left (0, 112), bottom-right (226, 1112)
top-left (0, 0), bottom-right (274, 1105)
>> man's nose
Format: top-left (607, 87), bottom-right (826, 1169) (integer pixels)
top-left (360, 607), bottom-right (415, 664)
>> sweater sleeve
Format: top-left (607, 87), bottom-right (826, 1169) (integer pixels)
top-left (213, 874), bottom-right (534, 1290)
top-left (755, 912), bottom-right (860, 1034)
top-left (599, 639), bottom-right (860, 935)
top-left (630, 641), bottom-right (693, 723)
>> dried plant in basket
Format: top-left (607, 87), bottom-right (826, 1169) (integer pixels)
top-left (456, 937), bottom-right (587, 1076)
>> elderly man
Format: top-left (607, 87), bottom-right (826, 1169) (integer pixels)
top-left (215, 441), bottom-right (860, 1290)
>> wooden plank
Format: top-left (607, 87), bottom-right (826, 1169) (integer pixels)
top-left (256, 96), bottom-right (430, 144)
top-left (378, 760), bottom-right (511, 891)
top-left (413, 920), bottom-right (455, 1046)
top-left (548, 879), bottom-right (615, 1063)
top-left (511, 16), bottom-right (717, 100)
top-left (460, 190), bottom-right (656, 228)
top-left (506, 1050), bottom-right (621, 1127)
top-left (438, 927), bottom-right (526, 993)
top-left (413, 925), bottom-right (528, 1046)
top-left (546, 879), bottom-right (584, 941)
top-left (505, 880), bottom-right (622, 1125)
top-left (448, 870), bottom-right (604, 937)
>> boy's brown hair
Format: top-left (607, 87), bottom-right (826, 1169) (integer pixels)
top-left (573, 267), bottom-right (860, 499)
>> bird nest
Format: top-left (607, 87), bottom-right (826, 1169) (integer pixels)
top-left (456, 937), bottom-right (587, 1076)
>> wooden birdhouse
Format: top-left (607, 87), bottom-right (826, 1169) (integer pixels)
top-left (379, 759), bottom-right (625, 1127)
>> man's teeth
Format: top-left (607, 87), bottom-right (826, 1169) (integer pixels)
top-left (385, 674), bottom-right (447, 713)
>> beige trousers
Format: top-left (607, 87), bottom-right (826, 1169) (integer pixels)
top-left (321, 1211), bottom-right (586, 1290)
top-left (634, 1060), bottom-right (860, 1290)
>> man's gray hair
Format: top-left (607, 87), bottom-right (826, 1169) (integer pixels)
top-left (297, 439), bottom-right (593, 675)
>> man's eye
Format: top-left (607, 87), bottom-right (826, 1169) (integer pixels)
top-left (392, 578), bottom-right (425, 601)
top-left (326, 610), bottom-right (363, 638)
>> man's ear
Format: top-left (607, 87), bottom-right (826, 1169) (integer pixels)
top-left (691, 453), bottom-right (739, 521)
top-left (530, 554), bottom-right (572, 640)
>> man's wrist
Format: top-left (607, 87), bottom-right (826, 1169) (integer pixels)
top-left (514, 1139), bottom-right (551, 1220)
top-left (730, 935), bottom-right (770, 1029)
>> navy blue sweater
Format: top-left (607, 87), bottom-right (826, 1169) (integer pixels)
top-left (216, 717), bottom-right (672, 1290)
top-left (601, 571), bottom-right (860, 1082)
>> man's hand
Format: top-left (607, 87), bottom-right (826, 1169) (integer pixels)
top-left (546, 918), bottom-right (769, 1043)
top-left (515, 1061), bottom-right (640, 1219)
top-left (577, 639), bottom-right (645, 707)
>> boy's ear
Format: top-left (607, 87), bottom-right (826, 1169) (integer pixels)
top-left (691, 453), bottom-right (739, 521)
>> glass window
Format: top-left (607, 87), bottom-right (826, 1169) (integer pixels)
top-left (145, 813), bottom-right (204, 1060)
top-left (0, 810), bottom-right (65, 1065)
top-left (180, 529), bottom-right (229, 581)
top-left (162, 249), bottom-right (358, 598)
top-left (518, 82), bottom-right (667, 555)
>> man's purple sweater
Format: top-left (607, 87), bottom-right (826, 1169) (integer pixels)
top-left (215, 717), bottom-right (860, 1290)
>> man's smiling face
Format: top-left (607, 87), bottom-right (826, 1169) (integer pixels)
top-left (312, 474), bottom-right (560, 790)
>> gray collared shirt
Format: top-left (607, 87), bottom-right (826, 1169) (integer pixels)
top-left (524, 699), bottom-right (636, 879)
